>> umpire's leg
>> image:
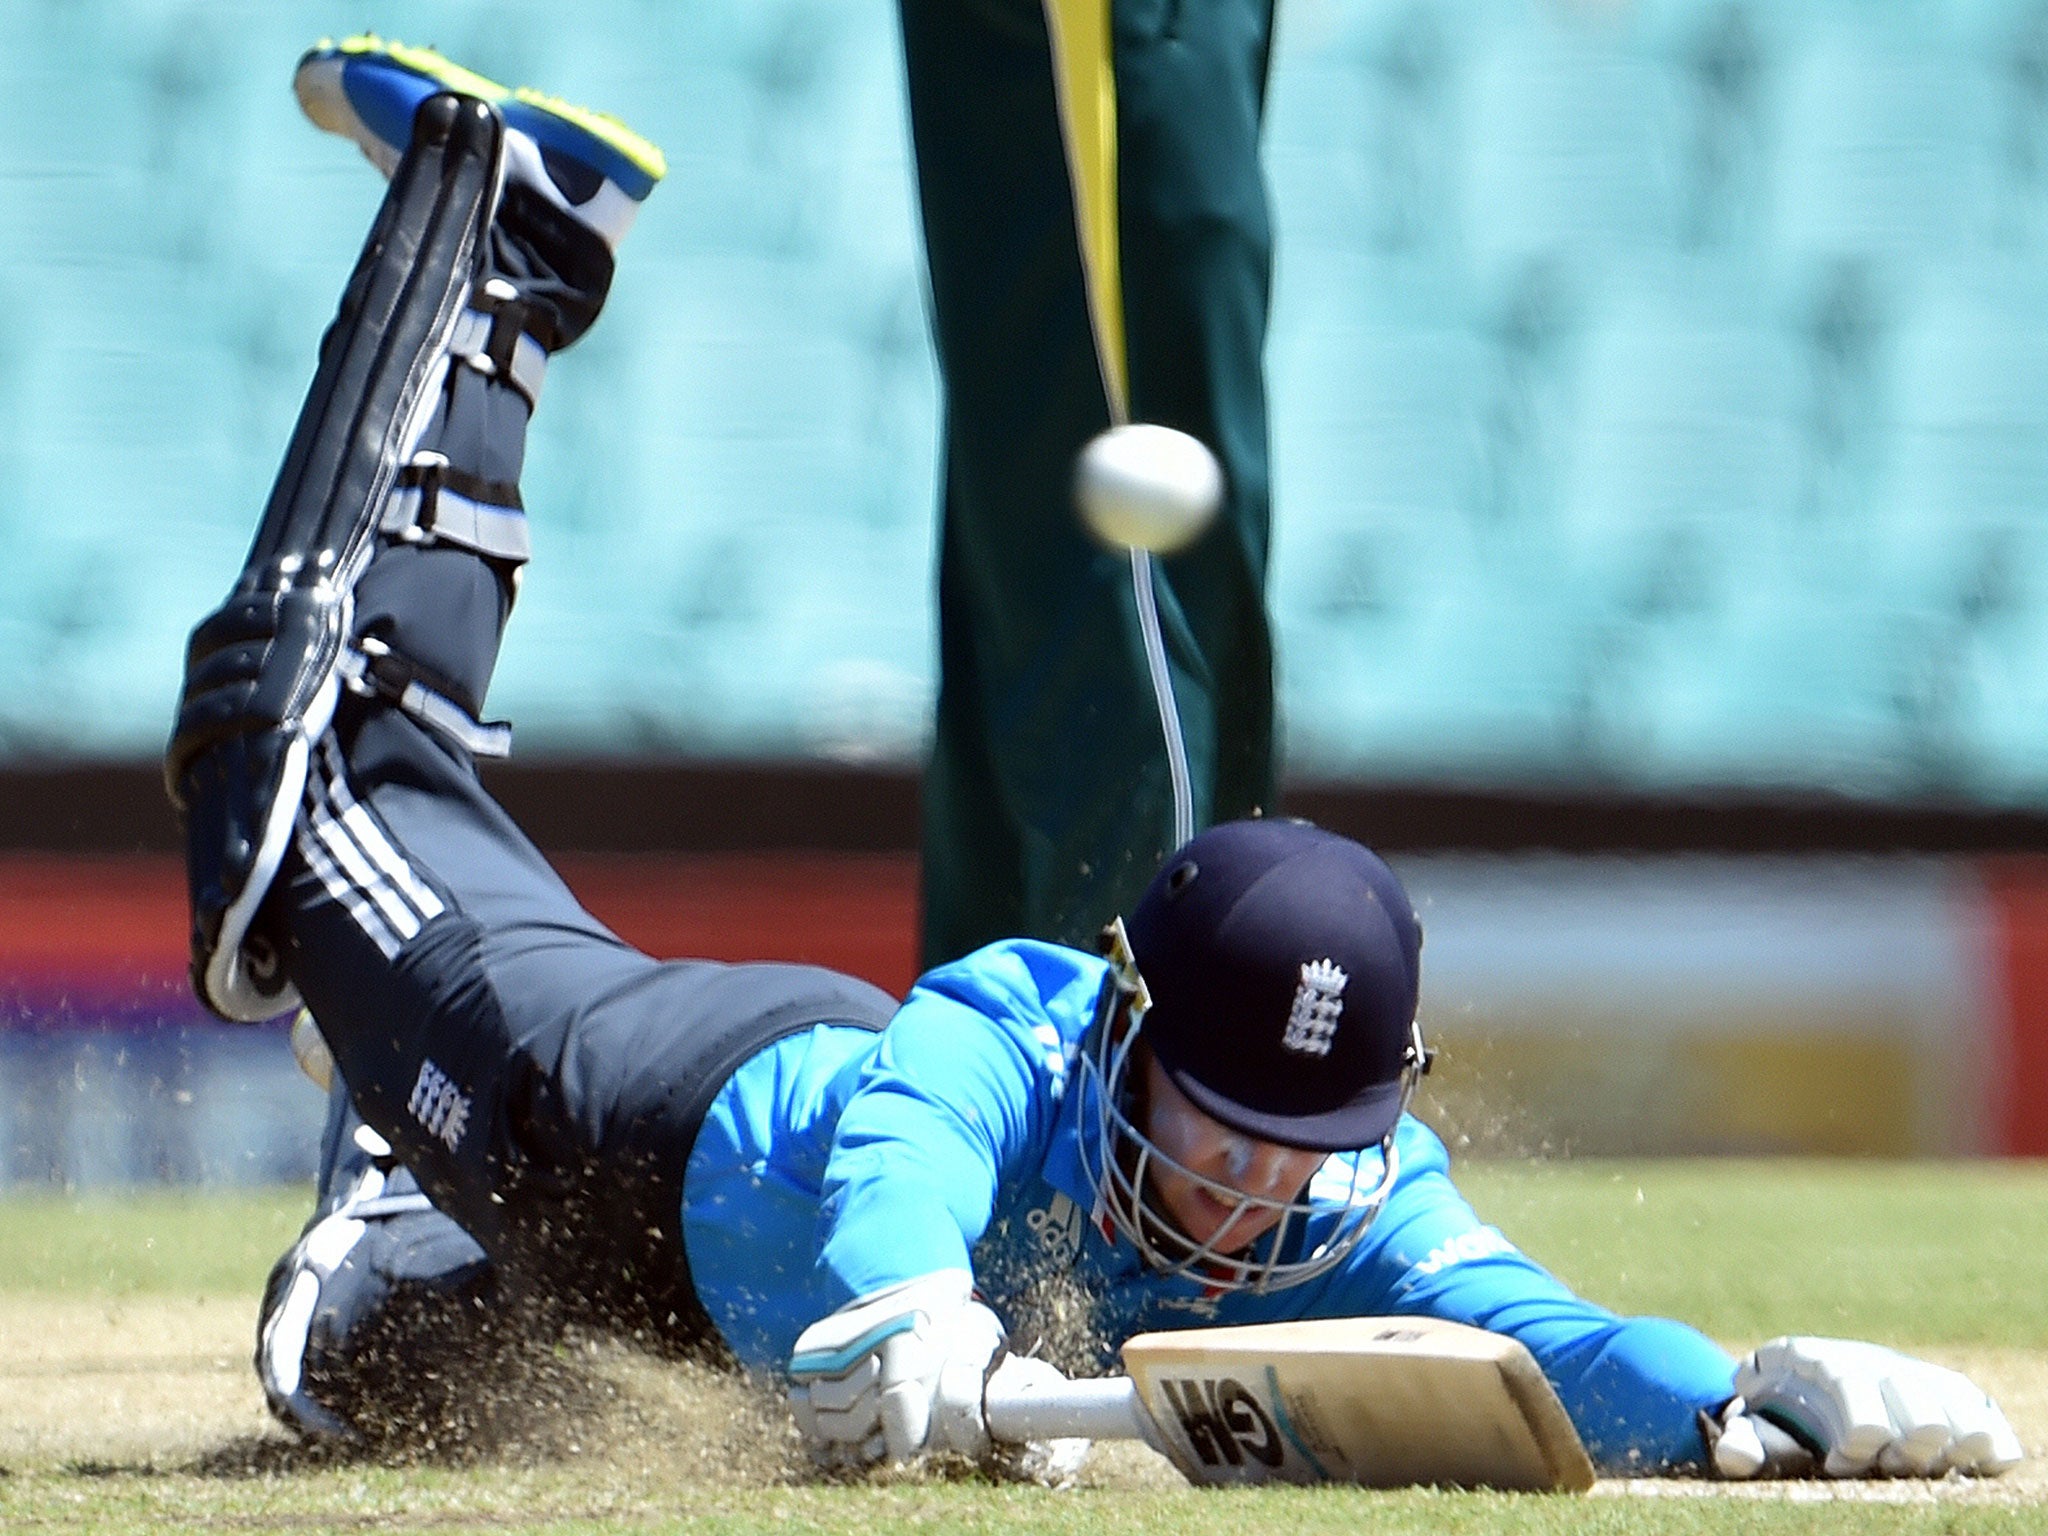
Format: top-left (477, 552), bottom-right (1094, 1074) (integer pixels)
top-left (901, 0), bottom-right (1280, 966)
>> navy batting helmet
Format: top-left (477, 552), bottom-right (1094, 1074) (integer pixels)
top-left (1075, 819), bottom-right (1432, 1293)
top-left (1124, 817), bottom-right (1424, 1153)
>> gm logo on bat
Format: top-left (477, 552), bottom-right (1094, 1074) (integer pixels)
top-left (1156, 1377), bottom-right (1285, 1469)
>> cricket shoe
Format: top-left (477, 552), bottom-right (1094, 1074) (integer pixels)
top-left (257, 1119), bottom-right (494, 1441)
top-left (293, 34), bottom-right (666, 253)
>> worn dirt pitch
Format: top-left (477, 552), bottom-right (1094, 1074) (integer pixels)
top-left (5, 1165), bottom-right (2045, 1530)
top-left (0, 1296), bottom-right (2041, 1507)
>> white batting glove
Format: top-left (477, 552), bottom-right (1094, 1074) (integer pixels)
top-left (787, 1270), bottom-right (1007, 1468)
top-left (1710, 1337), bottom-right (2024, 1479)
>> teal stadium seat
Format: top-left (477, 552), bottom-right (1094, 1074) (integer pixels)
top-left (1559, 267), bottom-right (1807, 616)
top-left (1460, 8), bottom-right (1685, 272)
top-left (1873, 260), bottom-right (2048, 798)
top-left (1881, 261), bottom-right (2048, 587)
top-left (1269, 255), bottom-right (1504, 776)
top-left (1631, 566), bottom-right (1907, 795)
top-left (1773, 19), bottom-right (1994, 266)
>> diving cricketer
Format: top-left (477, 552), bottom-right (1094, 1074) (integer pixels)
top-left (168, 39), bottom-right (2022, 1483)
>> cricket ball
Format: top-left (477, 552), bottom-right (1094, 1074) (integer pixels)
top-left (1074, 423), bottom-right (1225, 555)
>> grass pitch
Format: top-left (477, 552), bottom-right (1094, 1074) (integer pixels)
top-left (0, 1160), bottom-right (2043, 1534)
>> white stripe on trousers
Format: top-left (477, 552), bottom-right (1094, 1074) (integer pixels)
top-left (298, 735), bottom-right (447, 958)
top-left (1129, 548), bottom-right (1195, 851)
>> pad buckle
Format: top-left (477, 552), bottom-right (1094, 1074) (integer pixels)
top-left (342, 637), bottom-right (513, 758)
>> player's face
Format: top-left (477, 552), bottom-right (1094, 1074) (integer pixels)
top-left (1139, 1054), bottom-right (1325, 1255)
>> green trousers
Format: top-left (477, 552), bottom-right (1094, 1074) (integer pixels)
top-left (899, 0), bottom-right (1280, 965)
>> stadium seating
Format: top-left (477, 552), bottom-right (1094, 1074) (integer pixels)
top-left (6, 0), bottom-right (2048, 804)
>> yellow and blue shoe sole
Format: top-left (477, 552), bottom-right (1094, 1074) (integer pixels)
top-left (299, 34), bottom-right (666, 203)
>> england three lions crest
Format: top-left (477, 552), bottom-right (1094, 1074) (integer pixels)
top-left (1281, 959), bottom-right (1347, 1057)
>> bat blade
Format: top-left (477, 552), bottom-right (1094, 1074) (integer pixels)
top-left (1120, 1316), bottom-right (1594, 1491)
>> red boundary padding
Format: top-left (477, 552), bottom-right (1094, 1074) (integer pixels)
top-left (1983, 857), bottom-right (2048, 1156)
top-left (0, 854), bottom-right (190, 976)
top-left (0, 851), bottom-right (920, 1003)
top-left (552, 852), bottom-right (919, 999)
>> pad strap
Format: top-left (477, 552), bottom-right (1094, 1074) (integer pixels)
top-left (452, 278), bottom-right (549, 406)
top-left (381, 452), bottom-right (532, 564)
top-left (375, 278), bottom-right (542, 564)
top-left (341, 638), bottom-right (514, 759)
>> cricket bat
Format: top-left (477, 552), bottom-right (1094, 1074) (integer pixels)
top-left (983, 1315), bottom-right (1597, 1491)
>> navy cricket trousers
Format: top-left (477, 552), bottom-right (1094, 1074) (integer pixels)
top-left (258, 242), bottom-right (897, 1351)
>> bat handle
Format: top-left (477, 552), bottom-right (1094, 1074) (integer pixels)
top-left (983, 1358), bottom-right (1166, 1452)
